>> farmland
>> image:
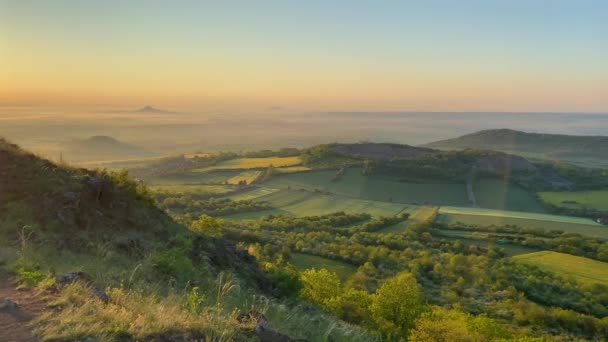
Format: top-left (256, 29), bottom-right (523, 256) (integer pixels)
top-left (196, 156), bottom-right (302, 171)
top-left (474, 178), bottom-right (546, 212)
top-left (290, 253), bottom-right (357, 282)
top-left (150, 184), bottom-right (233, 195)
top-left (149, 169), bottom-right (242, 185)
top-left (379, 206), bottom-right (438, 233)
top-left (226, 170), bottom-right (262, 185)
top-left (225, 189), bottom-right (409, 220)
top-left (438, 206), bottom-right (608, 238)
top-left (538, 190), bottom-right (608, 211)
top-left (265, 168), bottom-right (469, 206)
top-left (512, 251), bottom-right (608, 286)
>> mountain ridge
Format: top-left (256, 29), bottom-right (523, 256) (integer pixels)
top-left (422, 129), bottom-right (608, 168)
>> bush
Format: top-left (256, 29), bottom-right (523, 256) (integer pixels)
top-left (370, 272), bottom-right (426, 338)
top-left (151, 247), bottom-right (195, 283)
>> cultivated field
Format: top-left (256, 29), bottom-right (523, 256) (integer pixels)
top-left (149, 169), bottom-right (242, 185)
top-left (196, 156), bottom-right (302, 171)
top-left (474, 179), bottom-right (546, 212)
top-left (380, 206), bottom-right (438, 233)
top-left (512, 251), bottom-right (608, 286)
top-left (150, 184), bottom-right (233, 195)
top-left (265, 168), bottom-right (469, 206)
top-left (225, 189), bottom-right (409, 219)
top-left (225, 187), bottom-right (281, 201)
top-left (538, 190), bottom-right (608, 211)
top-left (226, 170), bottom-right (262, 185)
top-left (438, 207), bottom-right (607, 238)
top-left (290, 253), bottom-right (357, 282)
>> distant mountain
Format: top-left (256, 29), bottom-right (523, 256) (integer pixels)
top-left (134, 105), bottom-right (172, 114)
top-left (423, 129), bottom-right (608, 168)
top-left (64, 135), bottom-right (155, 161)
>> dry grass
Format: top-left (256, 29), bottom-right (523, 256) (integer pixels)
top-left (35, 284), bottom-right (244, 342)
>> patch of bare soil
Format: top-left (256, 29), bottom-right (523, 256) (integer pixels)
top-left (0, 271), bottom-right (47, 342)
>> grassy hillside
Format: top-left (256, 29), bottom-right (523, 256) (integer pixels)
top-left (424, 129), bottom-right (608, 168)
top-left (513, 251), bottom-right (608, 286)
top-left (0, 138), bottom-right (374, 342)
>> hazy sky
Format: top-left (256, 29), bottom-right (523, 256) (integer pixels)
top-left (1, 1), bottom-right (607, 112)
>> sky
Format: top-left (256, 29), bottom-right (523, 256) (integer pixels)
top-left (1, 0), bottom-right (607, 112)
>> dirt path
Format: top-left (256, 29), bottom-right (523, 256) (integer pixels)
top-left (0, 271), bottom-right (46, 342)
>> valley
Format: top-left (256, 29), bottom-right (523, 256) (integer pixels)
top-left (2, 131), bottom-right (608, 341)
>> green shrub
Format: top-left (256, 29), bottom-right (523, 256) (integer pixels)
top-left (151, 247), bottom-right (195, 282)
top-left (10, 262), bottom-right (47, 288)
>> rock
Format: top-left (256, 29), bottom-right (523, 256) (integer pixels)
top-left (56, 272), bottom-right (109, 303)
top-left (56, 271), bottom-right (92, 286)
top-left (0, 298), bottom-right (18, 310)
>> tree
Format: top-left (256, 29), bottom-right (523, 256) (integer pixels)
top-left (326, 288), bottom-right (372, 324)
top-left (408, 307), bottom-right (511, 342)
top-left (370, 272), bottom-right (425, 339)
top-left (191, 215), bottom-right (223, 237)
top-left (299, 268), bottom-right (341, 308)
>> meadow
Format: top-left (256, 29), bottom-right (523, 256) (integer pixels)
top-left (150, 184), bottom-right (233, 195)
top-left (474, 178), bottom-right (546, 212)
top-left (225, 189), bottom-right (409, 220)
top-left (290, 253), bottom-right (357, 282)
top-left (195, 156), bottom-right (302, 171)
top-left (379, 206), bottom-right (437, 233)
top-left (150, 169), bottom-right (242, 185)
top-left (265, 169), bottom-right (469, 206)
top-left (512, 251), bottom-right (608, 286)
top-left (438, 207), bottom-right (608, 238)
top-left (538, 190), bottom-right (608, 211)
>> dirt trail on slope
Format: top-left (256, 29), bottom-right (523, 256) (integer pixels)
top-left (0, 271), bottom-right (46, 342)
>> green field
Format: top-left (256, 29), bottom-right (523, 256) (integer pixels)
top-left (149, 169), bottom-right (241, 185)
top-left (265, 169), bottom-right (469, 206)
top-left (225, 189), bottom-right (408, 220)
top-left (475, 179), bottom-right (546, 212)
top-left (513, 251), bottom-right (608, 286)
top-left (438, 207), bottom-right (607, 238)
top-left (150, 184), bottom-right (233, 195)
top-left (196, 156), bottom-right (302, 171)
top-left (226, 170), bottom-right (262, 185)
top-left (379, 206), bottom-right (438, 233)
top-left (538, 190), bottom-right (608, 211)
top-left (290, 253), bottom-right (357, 282)
top-left (274, 166), bottom-right (312, 173)
top-left (225, 187), bottom-right (281, 201)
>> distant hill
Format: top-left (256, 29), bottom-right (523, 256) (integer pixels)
top-left (64, 135), bottom-right (155, 161)
top-left (302, 142), bottom-right (538, 178)
top-left (134, 105), bottom-right (173, 114)
top-left (423, 129), bottom-right (608, 168)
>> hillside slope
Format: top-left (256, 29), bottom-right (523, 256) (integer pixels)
top-left (423, 129), bottom-right (608, 168)
top-left (0, 138), bottom-right (372, 342)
